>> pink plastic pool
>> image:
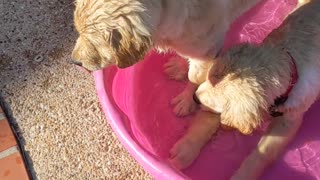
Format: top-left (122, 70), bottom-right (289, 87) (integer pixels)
top-left (93, 0), bottom-right (320, 179)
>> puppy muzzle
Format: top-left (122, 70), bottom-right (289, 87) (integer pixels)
top-left (70, 60), bottom-right (92, 74)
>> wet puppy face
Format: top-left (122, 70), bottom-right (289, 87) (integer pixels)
top-left (72, 0), bottom-right (153, 71)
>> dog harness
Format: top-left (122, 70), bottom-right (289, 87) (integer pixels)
top-left (269, 48), bottom-right (299, 117)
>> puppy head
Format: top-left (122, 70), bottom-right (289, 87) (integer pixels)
top-left (72, 0), bottom-right (160, 71)
top-left (196, 47), bottom-right (269, 135)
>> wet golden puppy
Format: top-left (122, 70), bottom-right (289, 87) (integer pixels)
top-left (193, 1), bottom-right (319, 179)
top-left (72, 0), bottom-right (262, 115)
top-left (166, 0), bottom-right (317, 178)
top-left (197, 0), bottom-right (319, 135)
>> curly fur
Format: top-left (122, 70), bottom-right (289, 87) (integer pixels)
top-left (196, 44), bottom-right (292, 134)
top-left (72, 0), bottom-right (261, 70)
top-left (163, 0), bottom-right (316, 179)
top-left (72, 0), bottom-right (157, 69)
top-left (197, 0), bottom-right (320, 135)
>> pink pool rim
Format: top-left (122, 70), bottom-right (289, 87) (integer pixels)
top-left (93, 0), bottom-right (320, 179)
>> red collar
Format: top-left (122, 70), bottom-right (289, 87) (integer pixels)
top-left (270, 48), bottom-right (299, 117)
top-left (282, 49), bottom-right (299, 98)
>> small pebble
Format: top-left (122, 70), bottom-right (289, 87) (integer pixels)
top-left (34, 54), bottom-right (44, 62)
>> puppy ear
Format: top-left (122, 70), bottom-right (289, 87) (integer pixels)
top-left (114, 30), bottom-right (152, 68)
top-left (221, 100), bottom-right (259, 135)
top-left (220, 80), bottom-right (268, 135)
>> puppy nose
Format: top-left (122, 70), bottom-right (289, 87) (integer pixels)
top-left (70, 60), bottom-right (83, 66)
top-left (70, 60), bottom-right (92, 74)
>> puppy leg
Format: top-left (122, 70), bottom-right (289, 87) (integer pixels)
top-left (171, 59), bottom-right (214, 116)
top-left (231, 113), bottom-right (303, 180)
top-left (164, 56), bottom-right (189, 81)
top-left (169, 111), bottom-right (220, 169)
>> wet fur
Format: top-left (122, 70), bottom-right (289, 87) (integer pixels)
top-left (194, 1), bottom-right (320, 179)
top-left (197, 0), bottom-right (320, 135)
top-left (72, 0), bottom-right (262, 119)
top-left (196, 45), bottom-right (291, 134)
top-left (72, 0), bottom-right (156, 69)
top-left (166, 0), bottom-right (316, 178)
top-left (72, 0), bottom-right (261, 70)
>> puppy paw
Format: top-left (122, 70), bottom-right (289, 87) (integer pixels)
top-left (169, 138), bottom-right (200, 169)
top-left (171, 92), bottom-right (197, 117)
top-left (164, 56), bottom-right (188, 81)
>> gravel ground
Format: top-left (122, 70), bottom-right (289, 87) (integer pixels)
top-left (0, 0), bottom-right (151, 179)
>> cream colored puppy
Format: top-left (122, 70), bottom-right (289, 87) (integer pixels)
top-left (72, 0), bottom-right (262, 116)
top-left (169, 0), bottom-right (319, 179)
